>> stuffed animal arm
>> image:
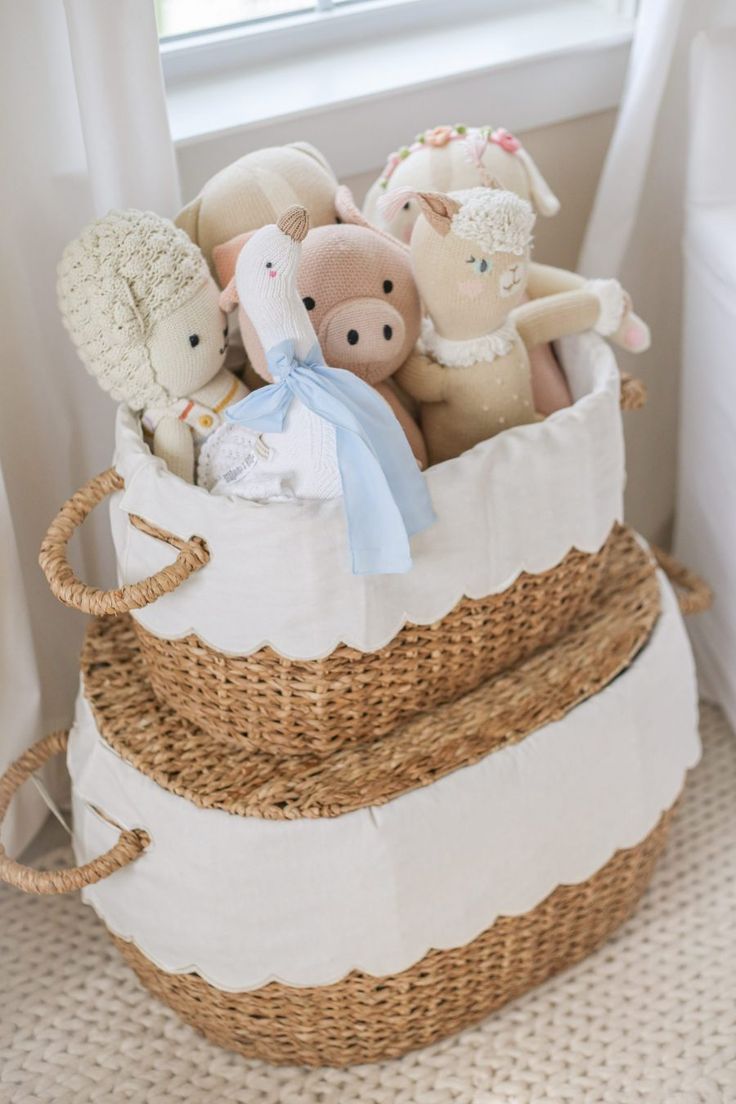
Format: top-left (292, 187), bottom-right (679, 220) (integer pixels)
top-left (526, 263), bottom-right (650, 353)
top-left (152, 418), bottom-right (195, 483)
top-left (511, 285), bottom-right (624, 352)
top-left (395, 351), bottom-right (447, 403)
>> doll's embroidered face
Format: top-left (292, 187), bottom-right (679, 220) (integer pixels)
top-left (408, 187), bottom-right (533, 341)
top-left (148, 277), bottom-right (227, 397)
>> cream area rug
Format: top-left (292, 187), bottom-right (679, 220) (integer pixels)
top-left (1, 703), bottom-right (735, 1104)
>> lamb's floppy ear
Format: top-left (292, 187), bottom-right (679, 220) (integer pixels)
top-left (412, 191), bottom-right (461, 236)
top-left (212, 230), bottom-right (255, 289)
top-left (219, 277), bottom-right (239, 313)
top-left (174, 194), bottom-right (202, 244)
top-left (515, 148), bottom-right (560, 217)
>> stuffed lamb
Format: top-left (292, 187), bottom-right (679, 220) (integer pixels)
top-left (394, 187), bottom-right (648, 465)
top-left (199, 206), bottom-right (435, 575)
top-left (57, 209), bottom-right (247, 482)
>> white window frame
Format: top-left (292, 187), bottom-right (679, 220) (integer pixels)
top-left (162, 0), bottom-right (636, 197)
top-left (161, 0), bottom-right (563, 81)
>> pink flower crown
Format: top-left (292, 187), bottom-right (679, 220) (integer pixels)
top-left (379, 125), bottom-right (523, 190)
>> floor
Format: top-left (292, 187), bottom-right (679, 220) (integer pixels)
top-left (1, 703), bottom-right (735, 1104)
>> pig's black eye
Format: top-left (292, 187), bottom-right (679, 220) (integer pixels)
top-left (303, 296), bottom-right (316, 311)
top-left (189, 334), bottom-right (200, 348)
top-left (383, 280), bottom-right (393, 294)
top-left (403, 202), bottom-right (410, 211)
top-left (265, 261), bottom-right (273, 269)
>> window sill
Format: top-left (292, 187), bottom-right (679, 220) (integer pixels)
top-left (167, 0), bottom-right (632, 193)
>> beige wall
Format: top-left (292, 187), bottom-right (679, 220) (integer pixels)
top-left (346, 108), bottom-right (676, 547)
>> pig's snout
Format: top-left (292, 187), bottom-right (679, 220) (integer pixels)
top-left (319, 299), bottom-right (406, 379)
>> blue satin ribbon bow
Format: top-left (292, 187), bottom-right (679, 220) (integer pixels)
top-left (225, 340), bottom-right (435, 575)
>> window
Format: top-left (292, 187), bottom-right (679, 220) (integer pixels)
top-left (155, 0), bottom-right (371, 39)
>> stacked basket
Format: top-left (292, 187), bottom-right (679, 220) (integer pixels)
top-left (0, 333), bottom-right (710, 1067)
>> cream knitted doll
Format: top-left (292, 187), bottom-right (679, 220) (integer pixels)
top-left (395, 188), bottom-right (646, 465)
top-left (199, 207), bottom-right (435, 576)
top-left (57, 209), bottom-right (247, 482)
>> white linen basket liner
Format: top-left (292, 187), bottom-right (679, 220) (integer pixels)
top-left (70, 572), bottom-right (699, 991)
top-left (110, 333), bottom-right (625, 658)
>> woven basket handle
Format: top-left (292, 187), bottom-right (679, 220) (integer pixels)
top-left (652, 546), bottom-right (713, 616)
top-left (39, 468), bottom-right (209, 616)
top-left (0, 730), bottom-right (149, 895)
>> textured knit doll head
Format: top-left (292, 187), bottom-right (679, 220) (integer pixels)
top-left (219, 206), bottom-right (314, 381)
top-left (58, 209), bottom-right (228, 411)
top-left (363, 124), bottom-right (558, 242)
top-left (402, 187), bottom-right (536, 341)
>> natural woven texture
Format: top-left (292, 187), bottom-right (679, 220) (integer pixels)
top-left (3, 704), bottom-right (733, 1098)
top-left (0, 730), bottom-right (147, 896)
top-left (83, 527), bottom-right (660, 819)
top-left (113, 807), bottom-right (674, 1067)
top-left (39, 469), bottom-right (210, 617)
top-left (134, 533), bottom-right (616, 757)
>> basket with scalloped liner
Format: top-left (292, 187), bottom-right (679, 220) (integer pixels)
top-left (1, 533), bottom-right (709, 1066)
top-left (37, 337), bottom-right (648, 758)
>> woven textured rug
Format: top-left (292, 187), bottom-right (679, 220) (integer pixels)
top-left (1, 703), bottom-right (735, 1104)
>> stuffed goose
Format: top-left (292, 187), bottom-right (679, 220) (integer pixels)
top-left (198, 206), bottom-right (435, 575)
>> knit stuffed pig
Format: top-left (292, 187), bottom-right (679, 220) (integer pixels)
top-left (212, 187), bottom-right (428, 467)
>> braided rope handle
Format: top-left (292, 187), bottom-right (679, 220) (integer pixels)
top-left (0, 730), bottom-right (149, 895)
top-left (652, 546), bottom-right (713, 616)
top-left (620, 372), bottom-right (647, 411)
top-left (39, 468), bottom-right (209, 616)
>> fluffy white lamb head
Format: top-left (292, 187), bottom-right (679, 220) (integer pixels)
top-left (407, 188), bottom-right (536, 340)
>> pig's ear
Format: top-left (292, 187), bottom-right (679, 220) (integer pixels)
top-left (339, 184), bottom-right (411, 252)
top-left (334, 185), bottom-right (373, 228)
top-left (412, 191), bottom-right (461, 236)
top-left (212, 230), bottom-right (255, 289)
top-left (219, 277), bottom-right (239, 313)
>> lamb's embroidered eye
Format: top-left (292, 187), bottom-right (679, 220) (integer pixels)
top-left (265, 261), bottom-right (273, 269)
top-left (402, 202), bottom-right (410, 211)
top-left (189, 334), bottom-right (200, 348)
top-left (383, 280), bottom-right (393, 294)
top-left (467, 257), bottom-right (492, 274)
top-left (303, 296), bottom-right (316, 311)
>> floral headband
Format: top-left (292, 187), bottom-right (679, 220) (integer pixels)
top-left (378, 125), bottom-right (523, 190)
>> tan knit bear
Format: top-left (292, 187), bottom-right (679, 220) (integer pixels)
top-left (57, 209), bottom-right (247, 482)
top-left (395, 188), bottom-right (642, 465)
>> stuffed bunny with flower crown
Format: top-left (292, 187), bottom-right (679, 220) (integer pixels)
top-left (57, 209), bottom-right (248, 482)
top-left (198, 206), bottom-right (435, 575)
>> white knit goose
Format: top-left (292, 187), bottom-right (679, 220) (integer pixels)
top-left (200, 206), bottom-right (435, 576)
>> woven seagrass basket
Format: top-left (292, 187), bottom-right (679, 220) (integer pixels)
top-left (0, 532), bottom-right (709, 1067)
top-left (36, 364), bottom-right (645, 759)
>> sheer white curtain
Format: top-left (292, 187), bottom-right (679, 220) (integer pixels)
top-left (577, 0), bottom-right (736, 544)
top-left (0, 0), bottom-right (179, 854)
top-left (579, 0), bottom-right (736, 713)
